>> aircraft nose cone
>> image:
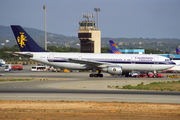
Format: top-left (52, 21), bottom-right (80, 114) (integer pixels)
top-left (170, 61), bottom-right (176, 67)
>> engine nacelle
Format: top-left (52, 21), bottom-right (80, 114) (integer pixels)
top-left (101, 66), bottom-right (122, 75)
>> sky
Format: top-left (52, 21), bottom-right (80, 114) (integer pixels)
top-left (1, 0), bottom-right (180, 39)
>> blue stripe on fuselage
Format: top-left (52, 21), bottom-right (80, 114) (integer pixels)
top-left (47, 59), bottom-right (175, 65)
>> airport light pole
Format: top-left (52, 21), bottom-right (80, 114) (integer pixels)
top-left (43, 5), bottom-right (47, 51)
top-left (94, 8), bottom-right (100, 29)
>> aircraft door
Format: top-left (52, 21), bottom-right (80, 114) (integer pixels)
top-left (154, 57), bottom-right (159, 64)
top-left (131, 56), bottom-right (136, 64)
top-left (49, 54), bottom-right (54, 59)
top-left (78, 56), bottom-right (82, 60)
top-left (131, 56), bottom-right (137, 70)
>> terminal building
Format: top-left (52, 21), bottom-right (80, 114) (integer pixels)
top-left (160, 54), bottom-right (180, 60)
top-left (78, 13), bottom-right (101, 53)
top-left (118, 49), bottom-right (145, 54)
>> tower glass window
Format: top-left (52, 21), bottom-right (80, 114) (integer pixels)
top-left (80, 40), bottom-right (94, 53)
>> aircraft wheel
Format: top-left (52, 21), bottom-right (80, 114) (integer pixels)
top-left (99, 74), bottom-right (103, 78)
top-left (89, 74), bottom-right (94, 77)
top-left (94, 74), bottom-right (98, 77)
top-left (125, 74), bottom-right (129, 77)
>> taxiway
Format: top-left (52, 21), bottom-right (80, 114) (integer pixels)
top-left (0, 65), bottom-right (180, 103)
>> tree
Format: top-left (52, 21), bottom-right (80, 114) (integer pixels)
top-left (101, 47), bottom-right (111, 53)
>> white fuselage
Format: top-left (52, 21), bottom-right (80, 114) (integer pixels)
top-left (18, 52), bottom-right (175, 72)
top-left (168, 60), bottom-right (180, 71)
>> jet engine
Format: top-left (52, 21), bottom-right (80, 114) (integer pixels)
top-left (101, 66), bottom-right (122, 75)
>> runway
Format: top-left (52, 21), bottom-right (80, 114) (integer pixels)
top-left (0, 65), bottom-right (180, 103)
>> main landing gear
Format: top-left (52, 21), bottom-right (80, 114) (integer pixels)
top-left (89, 70), bottom-right (103, 78)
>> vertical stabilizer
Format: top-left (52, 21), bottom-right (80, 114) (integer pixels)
top-left (11, 25), bottom-right (47, 52)
top-left (176, 48), bottom-right (180, 55)
top-left (111, 46), bottom-right (122, 54)
top-left (109, 40), bottom-right (122, 54)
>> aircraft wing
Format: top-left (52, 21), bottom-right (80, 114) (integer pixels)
top-left (6, 51), bottom-right (33, 58)
top-left (68, 58), bottom-right (112, 68)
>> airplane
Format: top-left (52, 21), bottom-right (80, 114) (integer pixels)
top-left (0, 59), bottom-right (5, 67)
top-left (176, 48), bottom-right (180, 54)
top-left (10, 25), bottom-right (175, 77)
top-left (109, 40), bottom-right (180, 73)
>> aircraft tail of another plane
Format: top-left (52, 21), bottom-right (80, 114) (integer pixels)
top-left (11, 25), bottom-right (47, 52)
top-left (176, 48), bottom-right (180, 54)
top-left (108, 50), bottom-right (113, 53)
top-left (111, 46), bottom-right (122, 54)
top-left (109, 40), bottom-right (122, 54)
top-left (109, 40), bottom-right (119, 48)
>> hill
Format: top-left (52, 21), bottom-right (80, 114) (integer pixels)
top-left (102, 37), bottom-right (180, 54)
top-left (0, 25), bottom-right (180, 54)
top-left (0, 25), bottom-right (80, 48)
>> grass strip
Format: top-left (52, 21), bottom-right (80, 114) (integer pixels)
top-left (109, 80), bottom-right (180, 91)
top-left (0, 78), bottom-right (30, 82)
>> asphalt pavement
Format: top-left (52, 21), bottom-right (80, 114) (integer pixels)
top-left (0, 65), bottom-right (180, 103)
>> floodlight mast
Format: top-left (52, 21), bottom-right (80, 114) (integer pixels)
top-left (94, 8), bottom-right (100, 29)
top-left (43, 5), bottom-right (47, 51)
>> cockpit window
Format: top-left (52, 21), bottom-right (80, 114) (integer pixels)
top-left (165, 59), bottom-right (170, 61)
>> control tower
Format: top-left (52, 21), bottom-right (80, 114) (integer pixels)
top-left (78, 13), bottom-right (101, 53)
